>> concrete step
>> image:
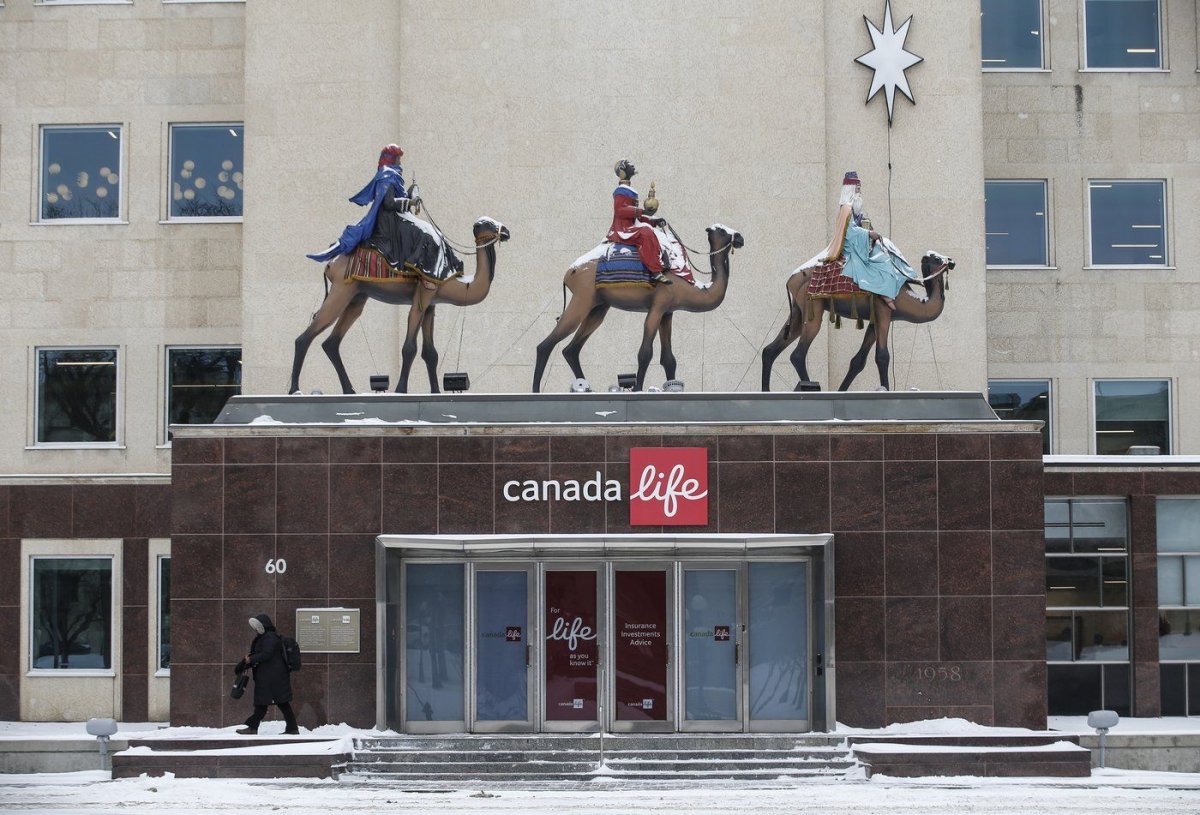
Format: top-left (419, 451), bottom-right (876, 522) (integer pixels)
top-left (340, 767), bottom-right (851, 782)
top-left (352, 748), bottom-right (850, 763)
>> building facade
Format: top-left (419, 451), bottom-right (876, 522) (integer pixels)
top-left (0, 0), bottom-right (1198, 725)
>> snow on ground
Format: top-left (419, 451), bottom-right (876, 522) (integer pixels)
top-left (1, 773), bottom-right (1200, 815)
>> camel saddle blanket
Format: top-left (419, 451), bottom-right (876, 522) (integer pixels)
top-left (807, 259), bottom-right (861, 298)
top-left (595, 243), bottom-right (652, 289)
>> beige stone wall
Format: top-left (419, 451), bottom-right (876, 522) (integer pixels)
top-left (243, 0), bottom-right (986, 398)
top-left (0, 0), bottom-right (244, 475)
top-left (985, 0), bottom-right (1200, 453)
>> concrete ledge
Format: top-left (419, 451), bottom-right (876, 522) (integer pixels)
top-left (0, 739), bottom-right (128, 774)
top-left (1075, 734), bottom-right (1200, 772)
top-left (112, 739), bottom-right (349, 779)
top-left (851, 741), bottom-right (1091, 779)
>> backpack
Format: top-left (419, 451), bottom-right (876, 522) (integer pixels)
top-left (280, 635), bottom-right (302, 673)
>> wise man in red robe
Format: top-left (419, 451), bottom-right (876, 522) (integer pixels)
top-left (606, 159), bottom-right (670, 284)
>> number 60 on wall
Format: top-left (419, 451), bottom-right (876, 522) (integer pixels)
top-left (264, 558), bottom-right (287, 574)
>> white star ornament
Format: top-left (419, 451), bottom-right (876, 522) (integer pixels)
top-left (855, 0), bottom-right (924, 125)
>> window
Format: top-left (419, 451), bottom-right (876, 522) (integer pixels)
top-left (988, 379), bottom-right (1051, 453)
top-left (166, 347), bottom-right (242, 442)
top-left (36, 348), bottom-right (119, 445)
top-left (1094, 379), bottom-right (1170, 454)
top-left (1045, 498), bottom-right (1130, 715)
top-left (1158, 498), bottom-right (1200, 714)
top-left (981, 0), bottom-right (1045, 69)
top-left (1088, 180), bottom-right (1167, 266)
top-left (985, 181), bottom-right (1049, 266)
top-left (39, 126), bottom-right (121, 221)
top-left (1083, 0), bottom-right (1162, 69)
top-left (31, 558), bottom-right (113, 670)
top-left (158, 556), bottom-right (171, 671)
top-left (168, 124), bottom-right (244, 219)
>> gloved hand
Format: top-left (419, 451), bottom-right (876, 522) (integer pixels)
top-left (234, 659), bottom-right (246, 675)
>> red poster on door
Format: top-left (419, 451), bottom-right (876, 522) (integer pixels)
top-left (614, 570), bottom-right (668, 721)
top-left (544, 571), bottom-right (598, 721)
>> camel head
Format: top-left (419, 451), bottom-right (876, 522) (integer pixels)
top-left (473, 217), bottom-right (511, 244)
top-left (921, 250), bottom-right (954, 275)
top-left (706, 224), bottom-right (745, 252)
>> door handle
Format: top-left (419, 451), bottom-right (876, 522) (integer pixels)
top-left (526, 645), bottom-right (531, 667)
top-left (734, 643), bottom-right (740, 665)
top-left (665, 644), bottom-right (670, 666)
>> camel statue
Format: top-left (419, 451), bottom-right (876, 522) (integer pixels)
top-left (760, 251), bottom-right (954, 392)
top-left (289, 217), bottom-right (509, 395)
top-left (532, 224), bottom-right (744, 393)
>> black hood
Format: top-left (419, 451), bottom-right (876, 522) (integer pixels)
top-left (254, 613), bottom-right (276, 632)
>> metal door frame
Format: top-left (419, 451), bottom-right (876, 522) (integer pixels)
top-left (469, 563), bottom-right (536, 733)
top-left (608, 561), bottom-right (676, 733)
top-left (539, 561), bottom-right (605, 733)
top-left (678, 562), bottom-right (745, 733)
top-left (397, 559), bottom-right (467, 734)
top-left (743, 556), bottom-right (812, 733)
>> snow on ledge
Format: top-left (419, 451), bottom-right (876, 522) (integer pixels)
top-left (852, 741), bottom-right (1085, 755)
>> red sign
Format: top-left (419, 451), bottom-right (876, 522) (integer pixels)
top-left (544, 571), bottom-right (598, 721)
top-left (614, 570), bottom-right (668, 721)
top-left (629, 447), bottom-right (709, 526)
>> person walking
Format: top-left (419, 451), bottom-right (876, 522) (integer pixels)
top-left (234, 613), bottom-right (298, 735)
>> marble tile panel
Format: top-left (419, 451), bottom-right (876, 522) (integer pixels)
top-left (774, 461), bottom-right (831, 534)
top-left (276, 464), bottom-right (329, 535)
top-left (886, 532), bottom-right (938, 596)
top-left (329, 464), bottom-right (382, 534)
top-left (225, 437), bottom-right (276, 465)
top-left (833, 531), bottom-right (885, 597)
top-left (830, 461), bottom-right (883, 531)
top-left (936, 461), bottom-right (990, 530)
top-left (885, 597), bottom-right (939, 661)
top-left (224, 465), bottom-right (276, 535)
top-left (277, 437), bottom-right (329, 465)
top-left (883, 461), bottom-right (937, 531)
top-left (938, 531), bottom-right (991, 596)
top-left (381, 463), bottom-right (438, 534)
top-left (276, 535), bottom-right (329, 599)
top-left (774, 433), bottom-right (830, 462)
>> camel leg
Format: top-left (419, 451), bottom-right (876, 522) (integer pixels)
top-left (396, 288), bottom-right (433, 393)
top-left (561, 304), bottom-right (610, 382)
top-left (420, 306), bottom-right (440, 394)
top-left (635, 307), bottom-right (667, 391)
top-left (837, 323), bottom-right (878, 392)
top-left (289, 258), bottom-right (356, 394)
top-left (658, 312), bottom-right (677, 382)
top-left (533, 293), bottom-right (593, 393)
top-left (872, 304), bottom-right (894, 391)
top-left (761, 303), bottom-right (803, 391)
top-left (788, 302), bottom-right (825, 386)
top-left (320, 292), bottom-right (369, 394)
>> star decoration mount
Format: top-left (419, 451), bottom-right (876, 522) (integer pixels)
top-left (855, 0), bottom-right (923, 125)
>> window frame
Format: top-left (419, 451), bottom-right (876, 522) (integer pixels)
top-left (1091, 377), bottom-right (1172, 455)
top-left (981, 0), bottom-right (1049, 72)
top-left (984, 179), bottom-right (1053, 269)
top-left (987, 377), bottom-right (1053, 454)
top-left (1085, 179), bottom-right (1169, 269)
top-left (36, 124), bottom-right (126, 224)
top-left (1157, 497), bottom-right (1200, 615)
top-left (1080, 0), bottom-right (1167, 72)
top-left (1044, 498), bottom-right (1131, 667)
top-left (28, 555), bottom-right (116, 676)
top-left (156, 555), bottom-right (171, 675)
top-left (164, 122), bottom-right (245, 223)
top-left (162, 344), bottom-right (242, 445)
top-left (32, 346), bottom-right (123, 449)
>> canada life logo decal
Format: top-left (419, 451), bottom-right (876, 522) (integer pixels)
top-left (629, 447), bottom-right (709, 526)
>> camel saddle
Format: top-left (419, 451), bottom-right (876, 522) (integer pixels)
top-left (806, 258), bottom-right (859, 298)
top-left (593, 226), bottom-right (697, 290)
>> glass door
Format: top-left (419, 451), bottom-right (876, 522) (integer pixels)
top-left (611, 566), bottom-right (674, 732)
top-left (542, 567), bottom-right (602, 732)
top-left (472, 566), bottom-right (534, 732)
top-left (401, 562), bottom-right (466, 733)
top-left (681, 566), bottom-right (742, 732)
top-left (746, 560), bottom-right (810, 731)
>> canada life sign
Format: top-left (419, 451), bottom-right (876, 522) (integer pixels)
top-left (500, 447), bottom-right (709, 526)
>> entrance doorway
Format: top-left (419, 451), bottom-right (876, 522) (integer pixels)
top-left (383, 536), bottom-right (828, 733)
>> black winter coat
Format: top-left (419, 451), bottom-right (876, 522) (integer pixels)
top-left (241, 614), bottom-right (293, 706)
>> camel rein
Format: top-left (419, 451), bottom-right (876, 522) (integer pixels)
top-left (415, 198), bottom-right (503, 255)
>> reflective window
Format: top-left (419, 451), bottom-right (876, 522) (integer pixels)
top-left (988, 379), bottom-right (1051, 453)
top-left (1157, 499), bottom-right (1200, 553)
top-left (40, 126), bottom-right (121, 221)
top-left (1047, 664), bottom-right (1130, 716)
top-left (166, 348), bottom-right (242, 442)
top-left (1084, 0), bottom-right (1162, 69)
top-left (1158, 499), bottom-right (1200, 609)
top-left (1094, 379), bottom-right (1170, 454)
top-left (1088, 180), bottom-right (1167, 266)
top-left (985, 181), bottom-right (1049, 266)
top-left (169, 124), bottom-right (244, 218)
top-left (1160, 611), bottom-right (1200, 661)
top-left (1160, 663), bottom-right (1200, 716)
top-left (405, 563), bottom-right (464, 723)
top-left (158, 557), bottom-right (171, 671)
top-left (31, 558), bottom-right (113, 670)
top-left (36, 348), bottom-right (118, 445)
top-left (981, 0), bottom-right (1044, 69)
top-left (1044, 499), bottom-right (1128, 554)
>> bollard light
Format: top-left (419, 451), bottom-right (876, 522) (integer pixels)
top-left (1087, 709), bottom-right (1119, 769)
top-left (86, 717), bottom-right (119, 772)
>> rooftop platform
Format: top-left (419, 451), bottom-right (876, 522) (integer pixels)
top-left (211, 390), bottom-right (1004, 428)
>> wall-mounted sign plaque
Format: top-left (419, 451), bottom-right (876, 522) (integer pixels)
top-left (295, 607), bottom-right (361, 654)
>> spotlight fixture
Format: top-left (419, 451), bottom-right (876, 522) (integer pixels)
top-left (617, 373), bottom-right (637, 390)
top-left (443, 372), bottom-right (471, 393)
top-left (369, 375), bottom-right (389, 393)
top-left (570, 378), bottom-right (592, 393)
top-left (663, 380), bottom-right (685, 392)
top-left (794, 380), bottom-right (822, 392)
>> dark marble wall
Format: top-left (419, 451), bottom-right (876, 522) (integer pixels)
top-left (0, 483), bottom-right (170, 720)
top-left (171, 428), bottom-right (1048, 730)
